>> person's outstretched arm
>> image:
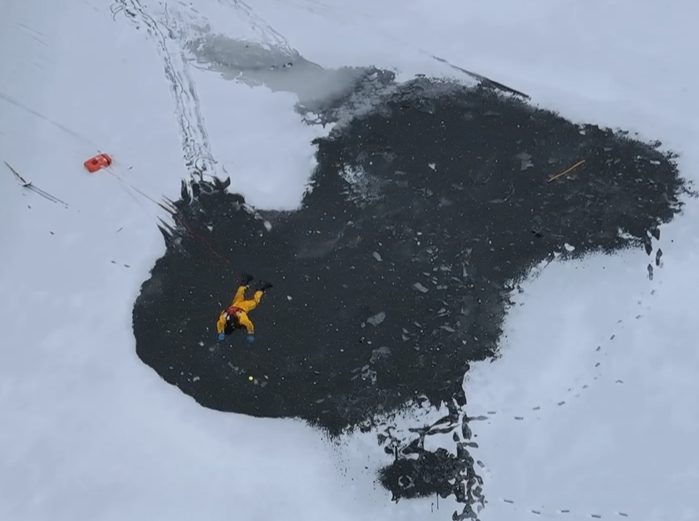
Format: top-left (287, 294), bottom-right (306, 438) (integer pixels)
top-left (238, 313), bottom-right (255, 335)
top-left (216, 311), bottom-right (227, 335)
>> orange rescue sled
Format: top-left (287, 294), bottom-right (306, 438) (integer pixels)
top-left (84, 153), bottom-right (112, 173)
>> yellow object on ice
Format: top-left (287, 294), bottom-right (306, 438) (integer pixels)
top-left (216, 285), bottom-right (263, 335)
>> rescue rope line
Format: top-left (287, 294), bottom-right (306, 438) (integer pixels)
top-left (1, 86), bottom-right (233, 266)
top-left (104, 166), bottom-right (233, 265)
top-left (4, 161), bottom-right (69, 207)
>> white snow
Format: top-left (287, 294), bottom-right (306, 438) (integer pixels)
top-left (2, 0), bottom-right (698, 520)
top-left (195, 77), bottom-right (325, 210)
top-left (467, 246), bottom-right (699, 521)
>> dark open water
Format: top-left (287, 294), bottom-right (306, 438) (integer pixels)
top-left (132, 62), bottom-right (689, 519)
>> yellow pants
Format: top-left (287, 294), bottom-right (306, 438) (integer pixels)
top-left (231, 285), bottom-right (263, 312)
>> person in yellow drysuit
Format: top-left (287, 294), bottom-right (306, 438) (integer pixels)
top-left (216, 273), bottom-right (273, 344)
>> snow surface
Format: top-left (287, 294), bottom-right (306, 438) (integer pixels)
top-left (1, 0), bottom-right (698, 520)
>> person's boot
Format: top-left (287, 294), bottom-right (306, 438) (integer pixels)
top-left (240, 273), bottom-right (254, 287)
top-left (257, 280), bottom-right (273, 291)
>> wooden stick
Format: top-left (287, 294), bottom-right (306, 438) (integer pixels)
top-left (547, 159), bottom-right (586, 183)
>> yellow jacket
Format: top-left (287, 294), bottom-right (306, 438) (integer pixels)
top-left (216, 307), bottom-right (255, 334)
top-left (216, 286), bottom-right (263, 335)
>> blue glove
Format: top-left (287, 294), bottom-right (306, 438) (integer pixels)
top-left (217, 333), bottom-right (225, 342)
top-left (246, 334), bottom-right (255, 344)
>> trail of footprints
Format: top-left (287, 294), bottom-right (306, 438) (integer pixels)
top-left (468, 230), bottom-right (663, 425)
top-left (465, 230), bottom-right (665, 520)
top-left (482, 497), bottom-right (631, 520)
top-left (467, 324), bottom-right (626, 424)
top-left (463, 311), bottom-right (642, 521)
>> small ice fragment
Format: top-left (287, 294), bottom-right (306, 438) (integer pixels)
top-left (413, 282), bottom-right (429, 293)
top-left (367, 311), bottom-right (386, 327)
top-left (370, 346), bottom-right (391, 363)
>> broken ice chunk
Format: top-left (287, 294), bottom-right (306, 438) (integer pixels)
top-left (516, 152), bottom-right (534, 171)
top-left (372, 251), bottom-right (383, 261)
top-left (413, 282), bottom-right (429, 293)
top-left (367, 311), bottom-right (386, 327)
top-left (370, 346), bottom-right (391, 363)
